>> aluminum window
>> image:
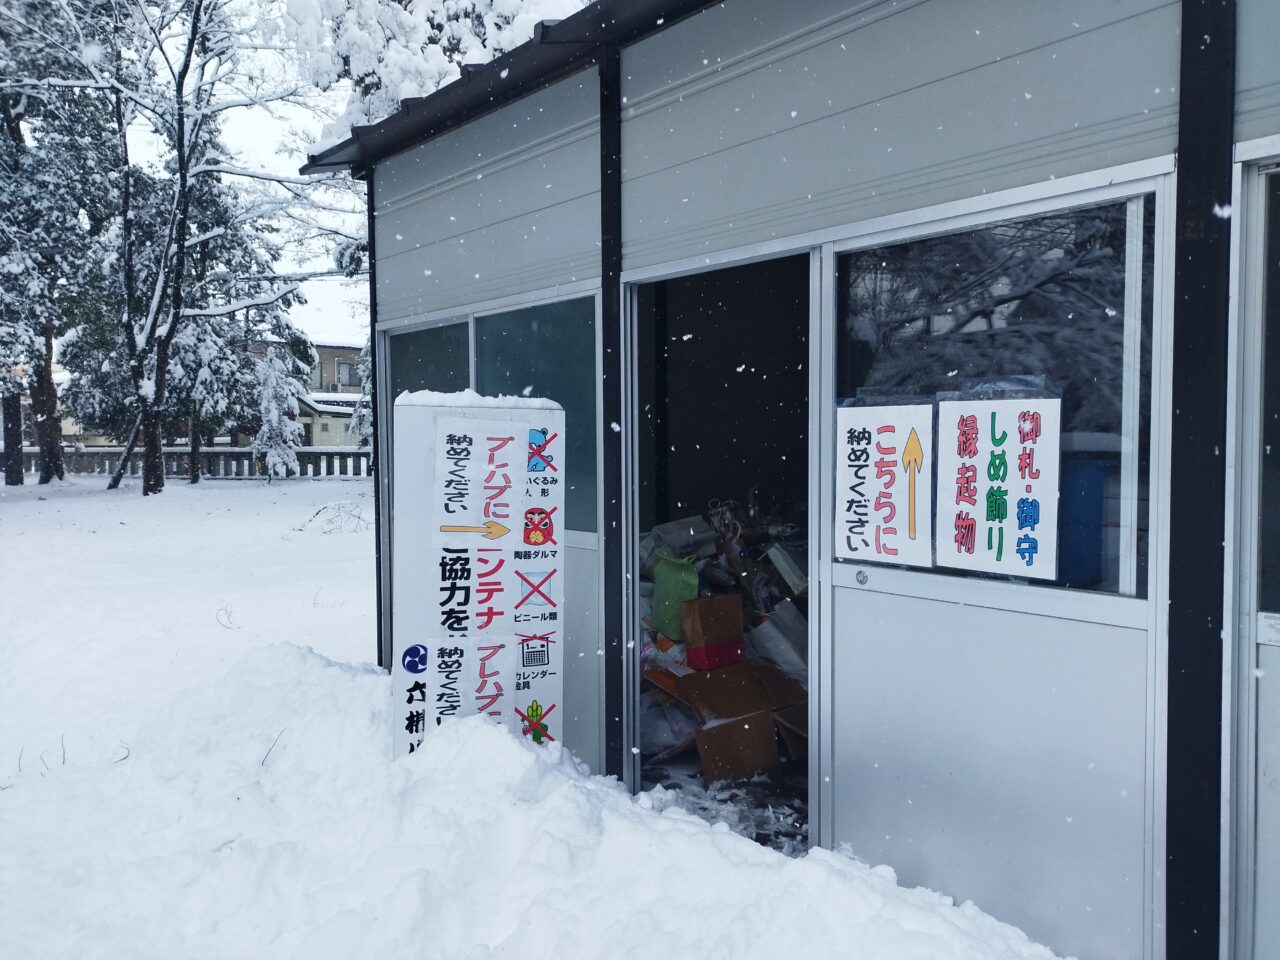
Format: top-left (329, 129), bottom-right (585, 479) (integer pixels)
top-left (835, 195), bottom-right (1155, 597)
top-left (383, 295), bottom-right (599, 533)
top-left (474, 299), bottom-right (598, 533)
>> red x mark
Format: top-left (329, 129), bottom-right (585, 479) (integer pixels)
top-left (515, 703), bottom-right (557, 741)
top-left (517, 631), bottom-right (557, 645)
top-left (515, 568), bottom-right (558, 608)
top-left (528, 432), bottom-right (559, 472)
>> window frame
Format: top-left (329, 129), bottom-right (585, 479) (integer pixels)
top-left (830, 194), bottom-right (1152, 601)
top-left (1224, 137), bottom-right (1280, 960)
top-left (821, 175), bottom-right (1174, 630)
top-left (377, 284), bottom-right (602, 543)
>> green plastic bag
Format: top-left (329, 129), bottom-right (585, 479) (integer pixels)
top-left (652, 551), bottom-right (699, 641)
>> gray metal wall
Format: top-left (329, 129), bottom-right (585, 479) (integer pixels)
top-left (1237, 0), bottom-right (1280, 145)
top-left (832, 585), bottom-right (1150, 960)
top-left (618, 2), bottom-right (1180, 956)
top-left (1256, 645), bottom-right (1280, 957)
top-left (619, 0), bottom-right (1180, 270)
top-left (372, 71), bottom-right (601, 322)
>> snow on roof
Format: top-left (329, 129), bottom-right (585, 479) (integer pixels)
top-left (308, 392), bottom-right (362, 404)
top-left (395, 388), bottom-right (562, 411)
top-left (300, 394), bottom-right (359, 416)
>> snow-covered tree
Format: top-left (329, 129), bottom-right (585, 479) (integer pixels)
top-left (347, 337), bottom-right (373, 447)
top-left (252, 345), bottom-right (304, 479)
top-left (285, 0), bottom-right (591, 150)
top-left (0, 76), bottom-right (118, 483)
top-left (53, 117), bottom-right (315, 485)
top-left (840, 203), bottom-right (1146, 433)
top-left (1, 0), bottom-right (317, 494)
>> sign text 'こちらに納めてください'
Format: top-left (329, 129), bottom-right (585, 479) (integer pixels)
top-left (835, 404), bottom-right (934, 568)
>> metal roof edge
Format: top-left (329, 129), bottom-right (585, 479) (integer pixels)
top-left (299, 0), bottom-right (716, 178)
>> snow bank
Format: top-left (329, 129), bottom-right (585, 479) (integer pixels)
top-left (1, 642), bottom-right (1062, 959)
top-left (0, 481), bottom-right (1064, 959)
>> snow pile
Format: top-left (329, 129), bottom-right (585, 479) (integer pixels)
top-left (2, 648), bottom-right (1062, 960)
top-left (0, 481), bottom-right (1065, 959)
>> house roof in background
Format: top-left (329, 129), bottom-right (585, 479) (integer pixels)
top-left (300, 0), bottom-right (716, 177)
top-left (301, 393), bottom-right (361, 416)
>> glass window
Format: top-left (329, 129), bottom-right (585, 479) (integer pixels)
top-left (836, 196), bottom-right (1154, 596)
top-left (475, 298), bottom-right (598, 532)
top-left (1258, 174), bottom-right (1280, 612)
top-left (386, 322), bottom-right (469, 398)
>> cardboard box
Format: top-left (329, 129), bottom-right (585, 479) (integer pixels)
top-left (646, 658), bottom-right (809, 786)
top-left (750, 660), bottom-right (807, 710)
top-left (772, 702), bottom-right (808, 760)
top-left (695, 712), bottom-right (778, 783)
top-left (674, 661), bottom-right (772, 722)
top-left (680, 594), bottom-right (744, 670)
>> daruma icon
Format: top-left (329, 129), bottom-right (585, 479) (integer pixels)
top-left (523, 507), bottom-right (555, 545)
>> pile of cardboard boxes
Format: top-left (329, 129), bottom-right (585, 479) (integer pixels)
top-left (637, 494), bottom-right (809, 786)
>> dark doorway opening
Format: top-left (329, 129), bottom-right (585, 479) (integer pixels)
top-left (634, 253), bottom-right (811, 852)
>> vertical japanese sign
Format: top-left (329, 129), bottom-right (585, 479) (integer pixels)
top-left (935, 397), bottom-right (1060, 580)
top-left (834, 404), bottom-right (934, 568)
top-left (392, 395), bottom-right (566, 756)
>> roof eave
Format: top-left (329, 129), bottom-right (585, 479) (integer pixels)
top-left (299, 0), bottom-right (716, 178)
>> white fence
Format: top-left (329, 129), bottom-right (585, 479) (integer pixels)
top-left (22, 446), bottom-right (373, 480)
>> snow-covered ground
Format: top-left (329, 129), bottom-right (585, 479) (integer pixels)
top-left (0, 478), bottom-right (1065, 959)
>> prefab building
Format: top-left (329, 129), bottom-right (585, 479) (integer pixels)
top-left (303, 2), bottom-right (1279, 957)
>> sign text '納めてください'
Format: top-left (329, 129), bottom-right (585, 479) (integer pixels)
top-left (393, 402), bottom-right (566, 756)
top-left (835, 404), bottom-right (934, 568)
top-left (934, 397), bottom-right (1060, 580)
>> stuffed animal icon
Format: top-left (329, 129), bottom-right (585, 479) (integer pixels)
top-left (527, 427), bottom-right (554, 472)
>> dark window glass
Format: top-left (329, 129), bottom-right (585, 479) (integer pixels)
top-left (475, 298), bottom-right (598, 532)
top-left (386, 322), bottom-right (469, 398)
top-left (1259, 176), bottom-right (1280, 612)
top-left (836, 197), bottom-right (1154, 596)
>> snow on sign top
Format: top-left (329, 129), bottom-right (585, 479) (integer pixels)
top-left (395, 388), bottom-right (563, 411)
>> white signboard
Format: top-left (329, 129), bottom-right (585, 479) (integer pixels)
top-left (392, 392), bottom-right (566, 756)
top-left (835, 404), bottom-right (934, 568)
top-left (934, 396), bottom-right (1060, 580)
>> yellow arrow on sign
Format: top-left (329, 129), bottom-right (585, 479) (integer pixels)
top-left (902, 427), bottom-right (925, 541)
top-left (438, 519), bottom-right (510, 540)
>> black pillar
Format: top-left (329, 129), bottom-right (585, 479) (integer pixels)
top-left (600, 44), bottom-right (625, 778)
top-left (1167, 2), bottom-right (1236, 956)
top-left (366, 173), bottom-right (389, 670)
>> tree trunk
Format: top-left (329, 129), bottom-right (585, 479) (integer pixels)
top-left (141, 401), bottom-right (164, 495)
top-left (107, 416), bottom-right (142, 490)
top-left (188, 412), bottom-right (201, 484)
top-left (2, 391), bottom-right (23, 486)
top-left (30, 334), bottom-right (64, 485)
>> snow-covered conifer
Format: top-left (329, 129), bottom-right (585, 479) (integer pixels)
top-left (252, 346), bottom-right (304, 479)
top-left (347, 338), bottom-right (373, 448)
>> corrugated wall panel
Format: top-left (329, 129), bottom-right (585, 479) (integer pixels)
top-left (1236, 0), bottom-right (1280, 145)
top-left (374, 71), bottom-right (601, 321)
top-left (620, 0), bottom-right (1180, 270)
